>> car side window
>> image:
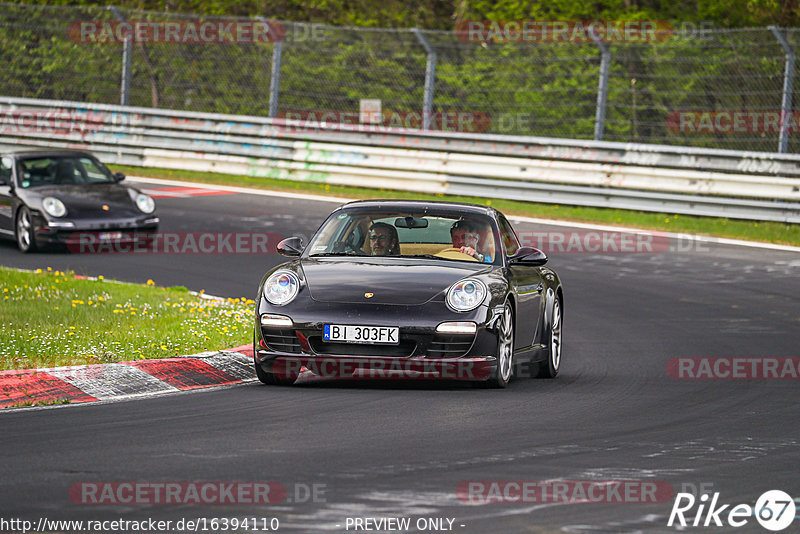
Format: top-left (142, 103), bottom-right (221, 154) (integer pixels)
top-left (0, 157), bottom-right (11, 184)
top-left (79, 158), bottom-right (110, 183)
top-left (498, 215), bottom-right (520, 256)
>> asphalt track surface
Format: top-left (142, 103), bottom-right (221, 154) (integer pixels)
top-left (2, 180), bottom-right (800, 533)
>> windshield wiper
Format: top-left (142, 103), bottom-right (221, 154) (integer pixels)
top-left (308, 252), bottom-right (363, 257)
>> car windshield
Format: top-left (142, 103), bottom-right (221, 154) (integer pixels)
top-left (17, 155), bottom-right (115, 188)
top-left (307, 209), bottom-right (501, 264)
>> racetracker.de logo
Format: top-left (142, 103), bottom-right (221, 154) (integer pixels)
top-left (0, 109), bottom-right (103, 136)
top-left (667, 111), bottom-right (800, 134)
top-left (66, 232), bottom-right (284, 254)
top-left (267, 358), bottom-right (491, 381)
top-left (455, 20), bottom-right (673, 43)
top-left (69, 482), bottom-right (287, 505)
top-left (276, 110), bottom-right (492, 133)
top-left (69, 20), bottom-right (286, 43)
top-left (516, 230), bottom-right (670, 253)
top-left (667, 357), bottom-right (800, 379)
top-left (456, 480), bottom-right (674, 504)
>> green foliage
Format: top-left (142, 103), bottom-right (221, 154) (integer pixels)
top-left (3, 0), bottom-right (799, 28)
top-left (1, 2), bottom-right (799, 151)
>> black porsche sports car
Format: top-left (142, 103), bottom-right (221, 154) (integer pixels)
top-left (0, 149), bottom-right (159, 252)
top-left (254, 200), bottom-right (563, 388)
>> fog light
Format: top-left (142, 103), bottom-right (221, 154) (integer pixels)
top-left (260, 314), bottom-right (293, 327)
top-left (436, 321), bottom-right (477, 334)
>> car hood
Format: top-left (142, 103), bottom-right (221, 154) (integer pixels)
top-left (21, 184), bottom-right (140, 218)
top-left (301, 257), bottom-right (491, 305)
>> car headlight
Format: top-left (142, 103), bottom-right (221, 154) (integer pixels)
top-left (263, 271), bottom-right (300, 306)
top-left (446, 278), bottom-right (487, 312)
top-left (135, 193), bottom-right (155, 214)
top-left (42, 197), bottom-right (67, 218)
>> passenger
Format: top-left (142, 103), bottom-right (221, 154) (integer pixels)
top-left (368, 222), bottom-right (400, 256)
top-left (450, 219), bottom-right (492, 262)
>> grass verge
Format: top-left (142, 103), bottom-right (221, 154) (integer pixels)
top-left (110, 164), bottom-right (800, 247)
top-left (4, 397), bottom-right (71, 409)
top-left (0, 267), bottom-right (252, 371)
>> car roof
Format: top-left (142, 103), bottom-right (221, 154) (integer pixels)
top-left (4, 148), bottom-right (94, 159)
top-left (339, 199), bottom-right (497, 217)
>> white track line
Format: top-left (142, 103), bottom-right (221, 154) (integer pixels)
top-left (129, 176), bottom-right (800, 253)
top-left (130, 175), bottom-right (352, 203)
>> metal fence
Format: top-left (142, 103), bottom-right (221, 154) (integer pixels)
top-left (3, 3), bottom-right (800, 153)
top-left (2, 96), bottom-right (799, 222)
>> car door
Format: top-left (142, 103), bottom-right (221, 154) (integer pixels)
top-left (499, 214), bottom-right (544, 349)
top-left (0, 156), bottom-right (15, 237)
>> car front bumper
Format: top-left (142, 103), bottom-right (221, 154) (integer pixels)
top-left (31, 213), bottom-right (159, 248)
top-left (254, 301), bottom-right (503, 382)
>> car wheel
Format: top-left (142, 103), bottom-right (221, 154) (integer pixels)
top-left (15, 207), bottom-right (37, 253)
top-left (253, 356), bottom-right (297, 386)
top-left (537, 297), bottom-right (562, 378)
top-left (489, 302), bottom-right (514, 388)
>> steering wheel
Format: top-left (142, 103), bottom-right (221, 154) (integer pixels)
top-left (332, 240), bottom-right (366, 255)
top-left (434, 247), bottom-right (479, 261)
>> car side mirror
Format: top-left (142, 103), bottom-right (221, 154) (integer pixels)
top-left (509, 246), bottom-right (548, 266)
top-left (113, 172), bottom-right (125, 182)
top-left (277, 237), bottom-right (304, 257)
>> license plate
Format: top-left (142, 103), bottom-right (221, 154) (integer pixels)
top-left (98, 232), bottom-right (123, 240)
top-left (323, 324), bottom-right (399, 345)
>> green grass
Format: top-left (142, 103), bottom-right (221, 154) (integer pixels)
top-left (112, 164), bottom-right (800, 247)
top-left (0, 267), bottom-right (253, 371)
top-left (4, 397), bottom-right (71, 409)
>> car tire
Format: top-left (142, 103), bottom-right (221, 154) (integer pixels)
top-left (537, 297), bottom-right (562, 379)
top-left (488, 302), bottom-right (514, 388)
top-left (15, 207), bottom-right (37, 253)
top-left (253, 333), bottom-right (297, 386)
top-left (253, 356), bottom-right (297, 386)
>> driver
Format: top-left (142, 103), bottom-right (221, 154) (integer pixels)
top-left (450, 220), bottom-right (492, 262)
top-left (368, 222), bottom-right (400, 256)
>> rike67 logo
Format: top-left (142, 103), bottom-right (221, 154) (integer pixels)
top-left (668, 490), bottom-right (796, 531)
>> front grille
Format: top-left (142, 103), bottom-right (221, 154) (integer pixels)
top-left (262, 328), bottom-right (301, 353)
top-left (309, 337), bottom-right (416, 357)
top-left (426, 333), bottom-right (475, 358)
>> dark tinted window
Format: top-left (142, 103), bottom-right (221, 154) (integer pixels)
top-left (0, 156), bottom-right (11, 183)
top-left (498, 214), bottom-right (520, 256)
top-left (18, 156), bottom-right (114, 188)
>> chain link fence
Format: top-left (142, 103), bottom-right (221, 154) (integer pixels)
top-left (2, 3), bottom-right (800, 153)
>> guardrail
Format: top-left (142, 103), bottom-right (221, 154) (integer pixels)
top-left (1, 96), bottom-right (800, 223)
